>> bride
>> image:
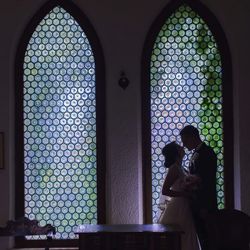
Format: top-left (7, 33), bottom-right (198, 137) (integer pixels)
top-left (158, 141), bottom-right (200, 250)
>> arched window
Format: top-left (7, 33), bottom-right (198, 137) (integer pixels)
top-left (15, 0), bottom-right (106, 247)
top-left (141, 0), bottom-right (233, 223)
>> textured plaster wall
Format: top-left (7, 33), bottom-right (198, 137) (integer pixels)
top-left (0, 0), bottom-right (250, 248)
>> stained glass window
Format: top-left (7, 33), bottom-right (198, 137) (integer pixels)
top-left (23, 6), bottom-right (97, 239)
top-left (150, 5), bottom-right (224, 222)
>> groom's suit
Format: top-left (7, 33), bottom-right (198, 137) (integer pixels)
top-left (189, 142), bottom-right (217, 250)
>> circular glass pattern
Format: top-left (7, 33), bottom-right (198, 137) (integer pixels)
top-left (24, 6), bottom-right (97, 239)
top-left (151, 5), bottom-right (224, 222)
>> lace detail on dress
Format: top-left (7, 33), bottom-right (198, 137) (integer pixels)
top-left (158, 163), bottom-right (200, 250)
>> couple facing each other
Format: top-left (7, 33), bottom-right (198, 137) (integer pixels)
top-left (158, 125), bottom-right (217, 250)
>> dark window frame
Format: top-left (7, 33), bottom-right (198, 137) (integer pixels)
top-left (15, 0), bottom-right (106, 247)
top-left (141, 0), bottom-right (234, 223)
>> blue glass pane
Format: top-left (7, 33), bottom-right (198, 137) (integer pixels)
top-left (151, 5), bottom-right (224, 222)
top-left (23, 6), bottom-right (97, 239)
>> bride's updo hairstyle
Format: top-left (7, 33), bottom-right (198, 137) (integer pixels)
top-left (162, 141), bottom-right (179, 168)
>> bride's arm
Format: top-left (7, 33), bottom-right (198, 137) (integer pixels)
top-left (162, 165), bottom-right (189, 197)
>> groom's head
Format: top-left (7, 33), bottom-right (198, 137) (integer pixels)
top-left (180, 125), bottom-right (201, 150)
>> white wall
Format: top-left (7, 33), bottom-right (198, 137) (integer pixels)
top-left (0, 0), bottom-right (250, 248)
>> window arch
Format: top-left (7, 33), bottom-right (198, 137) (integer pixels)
top-left (15, 0), bottom-right (106, 247)
top-left (141, 0), bottom-right (233, 223)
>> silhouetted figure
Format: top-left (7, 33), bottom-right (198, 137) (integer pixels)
top-left (159, 141), bottom-right (200, 250)
top-left (180, 125), bottom-right (217, 250)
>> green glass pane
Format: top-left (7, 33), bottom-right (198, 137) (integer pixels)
top-left (150, 4), bottom-right (223, 222)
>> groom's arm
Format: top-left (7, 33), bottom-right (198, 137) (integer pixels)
top-left (162, 165), bottom-right (190, 197)
top-left (195, 147), bottom-right (217, 211)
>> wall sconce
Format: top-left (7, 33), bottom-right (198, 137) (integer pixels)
top-left (118, 71), bottom-right (129, 90)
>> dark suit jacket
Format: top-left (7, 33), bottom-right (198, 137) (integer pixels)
top-left (190, 142), bottom-right (217, 214)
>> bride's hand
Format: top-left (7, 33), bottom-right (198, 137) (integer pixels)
top-left (183, 174), bottom-right (201, 191)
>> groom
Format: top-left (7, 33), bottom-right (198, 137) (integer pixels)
top-left (180, 125), bottom-right (217, 250)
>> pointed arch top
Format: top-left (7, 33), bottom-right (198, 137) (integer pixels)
top-left (141, 0), bottom-right (233, 223)
top-left (19, 0), bottom-right (102, 47)
top-left (16, 0), bottom-right (105, 76)
top-left (142, 0), bottom-right (232, 70)
top-left (15, 0), bottom-right (106, 246)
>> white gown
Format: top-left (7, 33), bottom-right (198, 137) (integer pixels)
top-left (158, 164), bottom-right (200, 250)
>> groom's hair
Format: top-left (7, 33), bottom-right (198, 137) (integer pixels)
top-left (180, 125), bottom-right (200, 138)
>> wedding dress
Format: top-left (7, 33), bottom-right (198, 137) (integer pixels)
top-left (158, 163), bottom-right (200, 250)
